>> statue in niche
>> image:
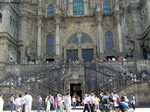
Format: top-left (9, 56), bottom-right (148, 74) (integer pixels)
top-left (125, 36), bottom-right (135, 58)
top-left (25, 41), bottom-right (36, 60)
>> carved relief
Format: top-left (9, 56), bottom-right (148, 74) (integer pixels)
top-left (102, 16), bottom-right (114, 30)
top-left (143, 38), bottom-right (150, 51)
top-left (9, 50), bottom-right (17, 63)
top-left (25, 41), bottom-right (36, 60)
top-left (125, 36), bottom-right (135, 58)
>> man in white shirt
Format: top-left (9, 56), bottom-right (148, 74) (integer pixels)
top-left (23, 92), bottom-right (33, 112)
top-left (83, 94), bottom-right (90, 112)
top-left (0, 94), bottom-right (4, 112)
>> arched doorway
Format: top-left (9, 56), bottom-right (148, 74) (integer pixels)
top-left (65, 32), bottom-right (95, 62)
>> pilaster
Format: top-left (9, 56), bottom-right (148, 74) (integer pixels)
top-left (19, 15), bottom-right (28, 64)
top-left (37, 17), bottom-right (42, 57)
top-left (130, 2), bottom-right (142, 36)
top-left (96, 13), bottom-right (104, 55)
top-left (55, 16), bottom-right (61, 57)
top-left (69, 0), bottom-right (73, 16)
top-left (84, 0), bottom-right (89, 15)
top-left (147, 0), bottom-right (150, 25)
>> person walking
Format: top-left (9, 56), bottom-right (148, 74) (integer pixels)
top-left (14, 94), bottom-right (24, 112)
top-left (64, 93), bottom-right (71, 112)
top-left (72, 95), bottom-right (76, 110)
top-left (0, 94), bottom-right (4, 112)
top-left (9, 94), bottom-right (15, 112)
top-left (37, 95), bottom-right (42, 112)
top-left (46, 96), bottom-right (50, 112)
top-left (83, 94), bottom-right (90, 112)
top-left (130, 94), bottom-right (136, 110)
top-left (23, 92), bottom-right (33, 112)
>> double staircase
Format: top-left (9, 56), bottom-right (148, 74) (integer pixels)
top-left (0, 60), bottom-right (150, 108)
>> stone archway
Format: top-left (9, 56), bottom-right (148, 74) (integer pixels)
top-left (63, 71), bottom-right (85, 99)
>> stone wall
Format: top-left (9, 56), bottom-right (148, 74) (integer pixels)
top-left (0, 85), bottom-right (43, 110)
top-left (118, 82), bottom-right (150, 107)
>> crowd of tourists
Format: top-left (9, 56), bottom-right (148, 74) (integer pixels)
top-left (0, 92), bottom-right (33, 112)
top-left (0, 91), bottom-right (136, 112)
top-left (82, 92), bottom-right (136, 112)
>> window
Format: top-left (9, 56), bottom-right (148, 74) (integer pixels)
top-left (0, 13), bottom-right (2, 23)
top-left (47, 34), bottom-right (55, 55)
top-left (67, 35), bottom-right (78, 44)
top-left (81, 35), bottom-right (92, 44)
top-left (105, 32), bottom-right (114, 51)
top-left (73, 0), bottom-right (84, 16)
top-left (47, 5), bottom-right (54, 17)
top-left (103, 1), bottom-right (111, 15)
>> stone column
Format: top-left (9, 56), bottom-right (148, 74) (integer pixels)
top-left (116, 13), bottom-right (123, 52)
top-left (146, 0), bottom-right (150, 24)
top-left (77, 33), bottom-right (82, 60)
top-left (84, 0), bottom-right (89, 15)
top-left (96, 14), bottom-right (104, 54)
top-left (69, 0), bottom-right (73, 16)
top-left (55, 16), bottom-right (60, 56)
top-left (131, 3), bottom-right (141, 36)
top-left (19, 16), bottom-right (28, 64)
top-left (56, 0), bottom-right (60, 14)
top-left (37, 18), bottom-right (42, 57)
top-left (130, 3), bottom-right (142, 58)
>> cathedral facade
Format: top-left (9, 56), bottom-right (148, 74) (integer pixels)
top-left (0, 0), bottom-right (150, 64)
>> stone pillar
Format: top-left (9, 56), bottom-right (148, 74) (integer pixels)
top-left (147, 0), bottom-right (150, 24)
top-left (19, 16), bottom-right (28, 64)
top-left (130, 3), bottom-right (143, 58)
top-left (56, 0), bottom-right (60, 14)
top-left (77, 33), bottom-right (82, 60)
top-left (96, 14), bottom-right (104, 54)
top-left (84, 0), bottom-right (89, 15)
top-left (131, 3), bottom-right (141, 36)
top-left (116, 13), bottom-right (123, 52)
top-left (55, 16), bottom-right (60, 56)
top-left (69, 0), bottom-right (73, 16)
top-left (37, 0), bottom-right (43, 57)
top-left (37, 19), bottom-right (42, 57)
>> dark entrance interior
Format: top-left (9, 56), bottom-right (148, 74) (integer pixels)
top-left (106, 56), bottom-right (115, 61)
top-left (46, 58), bottom-right (54, 63)
top-left (70, 83), bottom-right (82, 106)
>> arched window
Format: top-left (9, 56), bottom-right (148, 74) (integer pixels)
top-left (103, 1), bottom-right (111, 15)
top-left (47, 34), bottom-right (55, 55)
top-left (47, 5), bottom-right (54, 17)
top-left (81, 35), bottom-right (92, 44)
top-left (67, 35), bottom-right (78, 44)
top-left (0, 13), bottom-right (2, 23)
top-left (105, 32), bottom-right (114, 51)
top-left (73, 0), bottom-right (84, 16)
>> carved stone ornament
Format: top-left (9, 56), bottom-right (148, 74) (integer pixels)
top-left (72, 74), bottom-right (79, 79)
top-left (125, 36), bottom-right (135, 58)
top-left (25, 44), bottom-right (36, 59)
top-left (119, 0), bottom-right (141, 8)
top-left (102, 16), bottom-right (114, 30)
top-left (143, 38), bottom-right (150, 51)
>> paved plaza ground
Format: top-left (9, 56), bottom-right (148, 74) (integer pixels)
top-left (3, 108), bottom-right (150, 112)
